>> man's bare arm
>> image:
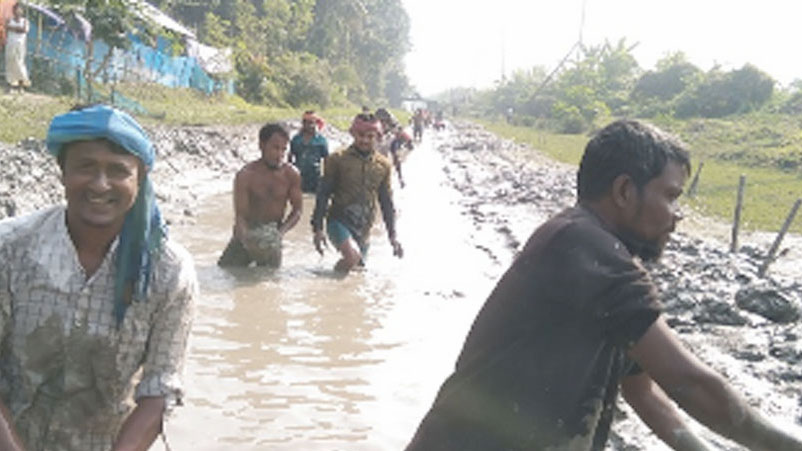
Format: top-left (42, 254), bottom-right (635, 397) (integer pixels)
top-left (232, 169), bottom-right (251, 242)
top-left (280, 169), bottom-right (303, 235)
top-left (629, 317), bottom-right (802, 451)
top-left (0, 400), bottom-right (24, 451)
top-left (622, 371), bottom-right (711, 451)
top-left (112, 397), bottom-right (165, 451)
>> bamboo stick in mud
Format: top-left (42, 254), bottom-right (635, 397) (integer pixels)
top-left (687, 161), bottom-right (703, 198)
top-left (759, 198), bottom-right (801, 277)
top-left (730, 174), bottom-right (746, 253)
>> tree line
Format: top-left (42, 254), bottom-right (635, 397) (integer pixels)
top-left (441, 39), bottom-right (802, 133)
top-left (39, 0), bottom-right (413, 108)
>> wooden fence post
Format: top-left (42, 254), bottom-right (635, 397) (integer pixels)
top-left (759, 198), bottom-right (802, 277)
top-left (730, 174), bottom-right (746, 253)
top-left (75, 68), bottom-right (81, 103)
top-left (687, 161), bottom-right (704, 198)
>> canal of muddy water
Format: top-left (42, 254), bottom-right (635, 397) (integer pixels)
top-left (143, 123), bottom-right (802, 451)
top-left (159, 132), bottom-right (508, 450)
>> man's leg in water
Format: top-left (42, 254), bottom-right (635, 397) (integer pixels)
top-left (391, 151), bottom-right (405, 187)
top-left (327, 220), bottom-right (368, 272)
top-left (335, 238), bottom-right (362, 272)
top-left (255, 248), bottom-right (282, 268)
top-left (217, 235), bottom-right (254, 267)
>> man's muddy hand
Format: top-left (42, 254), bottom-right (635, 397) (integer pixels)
top-left (313, 230), bottom-right (328, 255)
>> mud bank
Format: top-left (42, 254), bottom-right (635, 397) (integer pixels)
top-left (0, 121), bottom-right (350, 224)
top-left (434, 122), bottom-right (802, 450)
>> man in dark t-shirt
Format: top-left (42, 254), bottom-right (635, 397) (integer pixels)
top-left (406, 120), bottom-right (802, 451)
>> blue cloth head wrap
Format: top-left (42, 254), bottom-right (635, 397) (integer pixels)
top-left (46, 104), bottom-right (166, 326)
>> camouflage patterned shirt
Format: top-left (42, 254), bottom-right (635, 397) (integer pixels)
top-left (311, 145), bottom-right (396, 242)
top-left (0, 206), bottom-right (197, 451)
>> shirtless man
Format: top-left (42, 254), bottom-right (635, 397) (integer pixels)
top-left (218, 123), bottom-right (302, 268)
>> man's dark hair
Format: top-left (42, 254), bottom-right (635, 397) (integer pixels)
top-left (70, 103), bottom-right (101, 112)
top-left (355, 113), bottom-right (378, 123)
top-left (577, 119), bottom-right (691, 201)
top-left (259, 123), bottom-right (289, 143)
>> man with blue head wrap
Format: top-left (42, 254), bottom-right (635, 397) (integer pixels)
top-left (0, 104), bottom-right (197, 451)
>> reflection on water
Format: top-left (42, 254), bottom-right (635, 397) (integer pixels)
top-left (156, 134), bottom-right (501, 450)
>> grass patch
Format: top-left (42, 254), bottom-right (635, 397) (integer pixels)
top-left (686, 160), bottom-right (802, 233)
top-left (479, 119), bottom-right (802, 234)
top-left (480, 120), bottom-right (588, 166)
top-left (1, 83), bottom-right (409, 144)
top-left (652, 114), bottom-right (802, 173)
top-left (0, 93), bottom-right (73, 142)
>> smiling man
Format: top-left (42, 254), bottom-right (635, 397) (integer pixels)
top-left (406, 120), bottom-right (802, 451)
top-left (0, 105), bottom-right (197, 451)
top-left (311, 113), bottom-right (403, 273)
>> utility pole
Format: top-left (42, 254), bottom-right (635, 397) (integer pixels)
top-left (501, 29), bottom-right (506, 82)
top-left (579, 0), bottom-right (588, 46)
top-left (576, 0), bottom-right (589, 62)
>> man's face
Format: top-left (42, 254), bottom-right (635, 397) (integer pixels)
top-left (61, 140), bottom-right (141, 230)
top-left (622, 161), bottom-right (687, 260)
top-left (302, 119), bottom-right (316, 135)
top-left (260, 133), bottom-right (289, 168)
top-left (352, 128), bottom-right (380, 152)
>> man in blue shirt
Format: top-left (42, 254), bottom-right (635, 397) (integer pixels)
top-left (289, 111), bottom-right (329, 193)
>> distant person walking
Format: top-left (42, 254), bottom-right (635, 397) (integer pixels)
top-left (289, 111), bottom-right (329, 194)
top-left (311, 113), bottom-right (403, 273)
top-left (218, 123), bottom-right (302, 268)
top-left (412, 109), bottom-right (425, 141)
top-left (389, 125), bottom-right (413, 188)
top-left (5, 2), bottom-right (30, 92)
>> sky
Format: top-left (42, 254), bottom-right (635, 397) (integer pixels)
top-left (401, 0), bottom-right (802, 97)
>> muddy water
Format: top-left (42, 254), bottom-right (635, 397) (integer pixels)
top-left (157, 135), bottom-right (503, 450)
top-left (143, 123), bottom-right (802, 451)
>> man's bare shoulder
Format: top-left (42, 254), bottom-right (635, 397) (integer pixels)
top-left (282, 162), bottom-right (300, 175)
top-left (282, 163), bottom-right (301, 181)
top-left (238, 160), bottom-right (265, 176)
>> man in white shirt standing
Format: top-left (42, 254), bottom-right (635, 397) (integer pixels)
top-left (0, 104), bottom-right (197, 451)
top-left (4, 2), bottom-right (30, 91)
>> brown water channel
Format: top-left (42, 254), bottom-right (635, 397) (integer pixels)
top-left (149, 125), bottom-right (802, 450)
top-left (157, 135), bottom-right (503, 450)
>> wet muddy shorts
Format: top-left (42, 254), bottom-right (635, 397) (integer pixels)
top-left (327, 219), bottom-right (369, 259)
top-left (218, 223), bottom-right (282, 267)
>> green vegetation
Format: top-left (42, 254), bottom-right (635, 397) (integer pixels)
top-left (36, 1), bottom-right (413, 108)
top-left (0, 94), bottom-right (73, 143)
top-left (8, 3), bottom-right (800, 234)
top-left (0, 84), bottom-right (407, 142)
top-left (442, 39), bottom-right (802, 234)
top-left (481, 119), bottom-right (802, 234)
